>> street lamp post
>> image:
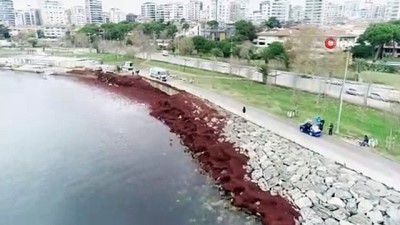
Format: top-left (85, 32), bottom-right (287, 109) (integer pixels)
top-left (335, 48), bottom-right (351, 134)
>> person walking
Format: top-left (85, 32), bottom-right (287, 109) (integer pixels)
top-left (242, 106), bottom-right (246, 113)
top-left (328, 123), bottom-right (334, 135)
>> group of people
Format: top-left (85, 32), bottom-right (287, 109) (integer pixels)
top-left (315, 116), bottom-right (334, 136)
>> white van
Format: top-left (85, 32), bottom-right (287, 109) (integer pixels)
top-left (162, 50), bottom-right (169, 56)
top-left (149, 67), bottom-right (169, 82)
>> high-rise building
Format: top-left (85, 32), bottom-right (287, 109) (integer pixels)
top-left (324, 2), bottom-right (344, 23)
top-left (259, 1), bottom-right (271, 21)
top-left (85, 0), bottom-right (103, 24)
top-left (187, 0), bottom-right (203, 21)
top-left (343, 0), bottom-right (360, 19)
top-left (156, 2), bottom-right (186, 22)
top-left (110, 8), bottom-right (126, 23)
top-left (290, 5), bottom-right (304, 22)
top-left (239, 0), bottom-right (250, 20)
top-left (102, 12), bottom-right (110, 23)
top-left (69, 6), bottom-right (86, 26)
top-left (209, 0), bottom-right (230, 23)
top-left (0, 0), bottom-right (15, 26)
top-left (14, 8), bottom-right (40, 26)
top-left (269, 0), bottom-right (290, 22)
top-left (371, 4), bottom-right (386, 20)
top-left (250, 10), bottom-right (264, 25)
top-left (304, 0), bottom-right (326, 24)
top-left (141, 2), bottom-right (156, 20)
top-left (40, 0), bottom-right (67, 25)
top-left (228, 1), bottom-right (241, 23)
top-left (386, 0), bottom-right (400, 20)
top-left (199, 5), bottom-right (209, 22)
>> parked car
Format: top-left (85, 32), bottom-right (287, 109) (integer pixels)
top-left (149, 67), bottom-right (169, 82)
top-left (326, 80), bottom-right (342, 86)
top-left (121, 61), bottom-right (139, 74)
top-left (299, 121), bottom-right (322, 137)
top-left (369, 92), bottom-right (387, 102)
top-left (345, 88), bottom-right (363, 96)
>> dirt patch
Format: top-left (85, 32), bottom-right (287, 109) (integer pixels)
top-left (77, 71), bottom-right (300, 225)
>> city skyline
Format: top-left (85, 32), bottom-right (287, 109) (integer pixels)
top-left (11, 0), bottom-right (370, 14)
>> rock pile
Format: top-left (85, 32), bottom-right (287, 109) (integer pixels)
top-left (223, 116), bottom-right (400, 225)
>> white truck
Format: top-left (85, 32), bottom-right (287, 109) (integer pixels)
top-left (121, 61), bottom-right (139, 74)
top-left (149, 67), bottom-right (169, 82)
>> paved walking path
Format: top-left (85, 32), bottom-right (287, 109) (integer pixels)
top-left (151, 75), bottom-right (400, 191)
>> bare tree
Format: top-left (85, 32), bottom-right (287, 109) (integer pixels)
top-left (74, 33), bottom-right (90, 48)
top-left (127, 28), bottom-right (155, 59)
top-left (239, 41), bottom-right (254, 64)
top-left (175, 37), bottom-right (194, 55)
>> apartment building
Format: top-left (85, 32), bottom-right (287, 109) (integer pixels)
top-left (14, 9), bottom-right (41, 26)
top-left (386, 0), bottom-right (400, 20)
top-left (69, 6), bottom-right (86, 26)
top-left (40, 0), bottom-right (67, 25)
top-left (85, 0), bottom-right (103, 24)
top-left (187, 0), bottom-right (203, 21)
top-left (269, 0), bottom-right (290, 22)
top-left (110, 8), bottom-right (126, 23)
top-left (304, 0), bottom-right (326, 24)
top-left (141, 2), bottom-right (157, 20)
top-left (156, 2), bottom-right (186, 22)
top-left (0, 0), bottom-right (15, 26)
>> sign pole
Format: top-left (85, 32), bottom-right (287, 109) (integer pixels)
top-left (336, 48), bottom-right (350, 134)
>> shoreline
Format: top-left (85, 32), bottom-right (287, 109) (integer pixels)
top-left (76, 70), bottom-right (301, 225)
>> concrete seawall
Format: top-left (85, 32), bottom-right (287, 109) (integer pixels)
top-left (142, 77), bottom-right (180, 96)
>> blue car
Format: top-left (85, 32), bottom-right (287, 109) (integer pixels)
top-left (299, 121), bottom-right (322, 137)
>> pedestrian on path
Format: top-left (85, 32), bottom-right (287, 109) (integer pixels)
top-left (328, 123), bottom-right (334, 135)
top-left (242, 106), bottom-right (246, 114)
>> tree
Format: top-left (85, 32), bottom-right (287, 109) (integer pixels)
top-left (362, 22), bottom-right (397, 59)
top-left (239, 41), bottom-right (254, 63)
top-left (258, 64), bottom-right (270, 83)
top-left (207, 20), bottom-right (219, 29)
top-left (74, 33), bottom-right (90, 47)
top-left (261, 42), bottom-right (289, 68)
top-left (192, 36), bottom-right (207, 53)
top-left (27, 38), bottom-right (38, 47)
top-left (265, 17), bottom-right (281, 29)
top-left (36, 30), bottom-right (45, 38)
top-left (182, 23), bottom-right (190, 31)
top-left (285, 27), bottom-right (321, 111)
top-left (177, 37), bottom-right (194, 55)
top-left (210, 48), bottom-right (223, 58)
top-left (351, 44), bottom-right (374, 58)
top-left (0, 25), bottom-right (10, 39)
top-left (234, 20), bottom-right (256, 41)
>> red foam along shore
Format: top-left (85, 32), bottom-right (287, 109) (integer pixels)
top-left (77, 70), bottom-right (300, 225)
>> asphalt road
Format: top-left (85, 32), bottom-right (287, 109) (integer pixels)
top-left (138, 70), bottom-right (400, 192)
top-left (138, 52), bottom-right (400, 112)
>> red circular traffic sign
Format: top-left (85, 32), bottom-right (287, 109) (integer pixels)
top-left (325, 37), bottom-right (337, 49)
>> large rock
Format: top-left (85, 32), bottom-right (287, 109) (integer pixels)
top-left (331, 208), bottom-right (350, 221)
top-left (366, 210), bottom-right (384, 224)
top-left (386, 191), bottom-right (400, 204)
top-left (296, 197), bottom-right (313, 208)
top-left (324, 218), bottom-right (339, 225)
top-left (348, 214), bottom-right (373, 225)
top-left (313, 205), bottom-right (332, 220)
top-left (386, 207), bottom-right (400, 222)
top-left (328, 197), bottom-right (346, 208)
top-left (339, 221), bottom-right (355, 225)
top-left (301, 207), bottom-right (324, 224)
top-left (357, 199), bottom-right (373, 214)
top-left (334, 190), bottom-right (353, 200)
top-left (365, 180), bottom-right (387, 196)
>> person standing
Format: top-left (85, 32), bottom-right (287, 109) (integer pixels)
top-left (242, 106), bottom-right (246, 113)
top-left (328, 123), bottom-right (334, 135)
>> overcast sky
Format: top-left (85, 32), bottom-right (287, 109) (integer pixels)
top-left (13, 0), bottom-right (384, 14)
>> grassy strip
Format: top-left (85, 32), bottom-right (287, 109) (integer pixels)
top-left (142, 58), bottom-right (399, 162)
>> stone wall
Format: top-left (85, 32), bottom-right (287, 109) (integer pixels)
top-left (223, 116), bottom-right (400, 225)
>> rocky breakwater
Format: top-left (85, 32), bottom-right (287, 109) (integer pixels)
top-left (77, 71), bottom-right (300, 225)
top-left (223, 116), bottom-right (400, 225)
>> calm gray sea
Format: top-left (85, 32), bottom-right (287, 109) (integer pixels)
top-left (0, 71), bottom-right (260, 225)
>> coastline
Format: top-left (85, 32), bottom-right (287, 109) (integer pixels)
top-left (76, 70), bottom-right (301, 225)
